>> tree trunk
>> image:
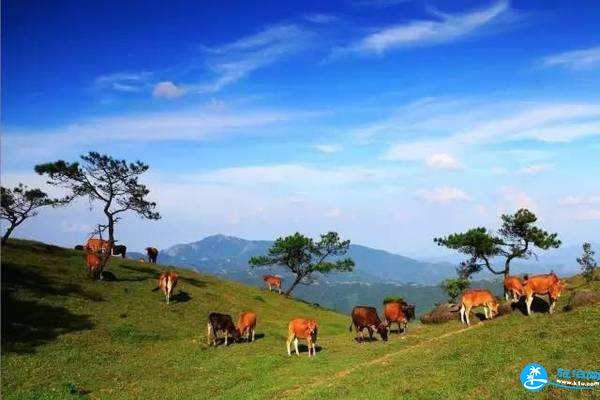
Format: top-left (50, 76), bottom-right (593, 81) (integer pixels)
top-left (2, 224), bottom-right (15, 245)
top-left (285, 274), bottom-right (303, 296)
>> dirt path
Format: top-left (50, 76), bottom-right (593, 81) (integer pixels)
top-left (283, 322), bottom-right (484, 397)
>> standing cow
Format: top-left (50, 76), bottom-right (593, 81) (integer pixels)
top-left (460, 289), bottom-right (499, 326)
top-left (207, 312), bottom-right (239, 346)
top-left (349, 306), bottom-right (388, 342)
top-left (237, 311), bottom-right (257, 342)
top-left (504, 275), bottom-right (525, 303)
top-left (383, 301), bottom-right (414, 334)
top-left (522, 273), bottom-right (564, 315)
top-left (154, 271), bottom-right (178, 304)
top-left (146, 247), bottom-right (159, 264)
top-left (263, 275), bottom-right (282, 294)
top-left (286, 318), bottom-right (318, 357)
top-left (112, 244), bottom-right (127, 258)
top-left (84, 238), bottom-right (112, 279)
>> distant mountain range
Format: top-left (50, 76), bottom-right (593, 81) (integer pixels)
top-left (127, 234), bottom-right (592, 314)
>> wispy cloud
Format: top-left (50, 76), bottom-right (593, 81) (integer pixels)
top-left (348, 0), bottom-right (410, 8)
top-left (340, 1), bottom-right (511, 55)
top-left (196, 24), bottom-right (313, 93)
top-left (425, 153), bottom-right (462, 170)
top-left (315, 144), bottom-right (343, 154)
top-left (517, 163), bottom-right (553, 175)
top-left (153, 81), bottom-right (186, 99)
top-left (542, 46), bottom-right (600, 71)
top-left (418, 186), bottom-right (470, 204)
top-left (304, 14), bottom-right (338, 24)
top-left (94, 71), bottom-right (152, 92)
top-left (559, 195), bottom-right (600, 206)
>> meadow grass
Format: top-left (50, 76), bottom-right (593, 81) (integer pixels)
top-left (2, 239), bottom-right (599, 399)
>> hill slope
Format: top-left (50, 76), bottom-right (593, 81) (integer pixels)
top-left (2, 240), bottom-right (599, 400)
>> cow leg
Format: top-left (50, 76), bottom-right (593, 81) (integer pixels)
top-left (286, 335), bottom-right (293, 356)
top-left (549, 298), bottom-right (556, 314)
top-left (465, 305), bottom-right (471, 326)
top-left (367, 326), bottom-right (374, 341)
top-left (225, 331), bottom-right (229, 346)
top-left (294, 338), bottom-right (300, 356)
top-left (251, 328), bottom-right (255, 342)
top-left (207, 324), bottom-right (213, 346)
top-left (267, 283), bottom-right (272, 292)
top-left (459, 305), bottom-right (465, 324)
top-left (483, 306), bottom-right (489, 319)
top-left (278, 285), bottom-right (281, 295)
top-left (526, 295), bottom-right (533, 316)
top-left (505, 290), bottom-right (510, 302)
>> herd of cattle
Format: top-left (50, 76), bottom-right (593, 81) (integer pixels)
top-left (76, 238), bottom-right (565, 355)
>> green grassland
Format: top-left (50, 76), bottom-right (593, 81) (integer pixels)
top-left (2, 239), bottom-right (599, 399)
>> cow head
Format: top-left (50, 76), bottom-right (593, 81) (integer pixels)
top-left (376, 322), bottom-right (388, 341)
top-left (550, 281), bottom-right (565, 300)
top-left (489, 301), bottom-right (500, 317)
top-left (403, 304), bottom-right (416, 321)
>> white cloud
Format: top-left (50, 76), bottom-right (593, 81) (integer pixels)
top-left (315, 144), bottom-right (343, 154)
top-left (153, 81), bottom-right (186, 99)
top-left (575, 209), bottom-right (600, 221)
top-left (343, 1), bottom-right (510, 55)
top-left (559, 195), bottom-right (600, 206)
top-left (418, 186), bottom-right (470, 204)
top-left (517, 164), bottom-right (553, 175)
top-left (500, 187), bottom-right (536, 210)
top-left (197, 24), bottom-right (313, 93)
top-left (542, 46), bottom-right (600, 71)
top-left (425, 153), bottom-right (462, 169)
top-left (325, 208), bottom-right (343, 218)
top-left (304, 14), bottom-right (338, 24)
top-left (94, 71), bottom-right (152, 92)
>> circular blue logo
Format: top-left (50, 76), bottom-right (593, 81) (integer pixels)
top-left (520, 363), bottom-right (548, 392)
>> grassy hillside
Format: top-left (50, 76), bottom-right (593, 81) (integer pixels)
top-left (2, 240), bottom-right (599, 400)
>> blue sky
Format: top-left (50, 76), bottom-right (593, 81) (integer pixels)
top-left (2, 0), bottom-right (600, 257)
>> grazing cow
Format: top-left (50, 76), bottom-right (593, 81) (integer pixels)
top-left (207, 313), bottom-right (239, 346)
top-left (349, 306), bottom-right (388, 342)
top-left (74, 245), bottom-right (84, 251)
top-left (263, 275), bottom-right (282, 294)
top-left (112, 244), bottom-right (127, 258)
top-left (237, 311), bottom-right (257, 342)
top-left (139, 257), bottom-right (146, 263)
top-left (85, 238), bottom-right (112, 254)
top-left (286, 318), bottom-right (318, 357)
top-left (522, 273), bottom-right (564, 315)
top-left (504, 275), bottom-right (525, 303)
top-left (384, 301), bottom-right (410, 334)
top-left (155, 271), bottom-right (178, 304)
top-left (146, 247), bottom-right (158, 264)
top-left (460, 289), bottom-right (499, 326)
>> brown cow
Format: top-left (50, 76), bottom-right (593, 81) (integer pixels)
top-left (84, 238), bottom-right (112, 279)
top-left (155, 271), bottom-right (178, 304)
top-left (384, 302), bottom-right (409, 334)
top-left (237, 311), bottom-right (257, 342)
top-left (146, 247), bottom-right (159, 263)
top-left (504, 275), bottom-right (525, 303)
top-left (460, 289), bottom-right (499, 326)
top-left (349, 306), bottom-right (388, 342)
top-left (522, 273), bottom-right (564, 315)
top-left (86, 238), bottom-right (112, 254)
top-left (263, 275), bottom-right (282, 294)
top-left (85, 252), bottom-right (103, 277)
top-left (286, 318), bottom-right (318, 357)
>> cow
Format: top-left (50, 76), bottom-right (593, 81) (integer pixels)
top-left (286, 318), bottom-right (318, 357)
top-left (349, 306), bottom-right (388, 342)
top-left (522, 273), bottom-right (564, 315)
top-left (146, 247), bottom-right (159, 264)
top-left (154, 271), bottom-right (178, 304)
top-left (85, 251), bottom-right (103, 278)
top-left (112, 244), bottom-right (127, 258)
top-left (460, 289), bottom-right (499, 326)
top-left (85, 238), bottom-right (112, 254)
top-left (383, 301), bottom-right (412, 334)
top-left (263, 275), bottom-right (282, 294)
top-left (74, 245), bottom-right (85, 251)
top-left (139, 257), bottom-right (146, 263)
top-left (237, 311), bottom-right (257, 342)
top-left (504, 275), bottom-right (525, 303)
top-left (207, 312), bottom-right (239, 346)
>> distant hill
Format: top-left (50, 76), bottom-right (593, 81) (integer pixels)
top-left (154, 234), bottom-right (457, 285)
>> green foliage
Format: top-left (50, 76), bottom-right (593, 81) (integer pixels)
top-left (434, 208), bottom-right (561, 277)
top-left (0, 183), bottom-right (66, 244)
top-left (382, 296), bottom-right (405, 305)
top-left (249, 231), bottom-right (354, 295)
top-left (35, 152), bottom-right (160, 243)
top-left (577, 242), bottom-right (598, 281)
top-left (440, 278), bottom-right (471, 302)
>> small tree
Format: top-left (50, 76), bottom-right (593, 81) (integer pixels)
top-left (249, 231), bottom-right (354, 295)
top-left (1, 184), bottom-right (66, 245)
top-left (577, 242), bottom-right (597, 281)
top-left (440, 277), bottom-right (470, 303)
top-left (35, 152), bottom-right (160, 245)
top-left (434, 209), bottom-right (561, 278)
